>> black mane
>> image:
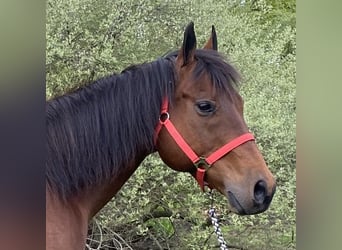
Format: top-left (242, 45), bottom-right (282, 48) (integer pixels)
top-left (46, 49), bottom-right (240, 200)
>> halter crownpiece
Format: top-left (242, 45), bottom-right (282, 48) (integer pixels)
top-left (154, 97), bottom-right (255, 191)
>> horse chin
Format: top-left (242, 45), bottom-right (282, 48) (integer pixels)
top-left (226, 191), bottom-right (248, 215)
top-left (224, 190), bottom-right (272, 215)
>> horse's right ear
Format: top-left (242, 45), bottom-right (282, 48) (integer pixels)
top-left (203, 25), bottom-right (218, 51)
top-left (176, 22), bottom-right (197, 67)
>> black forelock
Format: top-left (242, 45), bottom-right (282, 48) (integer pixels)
top-left (165, 49), bottom-right (241, 93)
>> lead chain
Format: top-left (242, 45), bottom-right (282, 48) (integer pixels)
top-left (208, 190), bottom-right (228, 250)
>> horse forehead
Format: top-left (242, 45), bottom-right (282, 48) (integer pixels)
top-left (177, 71), bottom-right (215, 95)
top-left (176, 64), bottom-right (239, 102)
top-left (220, 90), bottom-right (243, 109)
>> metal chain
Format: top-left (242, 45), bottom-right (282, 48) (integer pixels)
top-left (208, 190), bottom-right (229, 250)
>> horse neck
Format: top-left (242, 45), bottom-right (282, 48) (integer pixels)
top-left (47, 87), bottom-right (155, 250)
top-left (70, 71), bottom-right (164, 217)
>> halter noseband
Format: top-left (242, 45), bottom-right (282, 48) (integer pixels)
top-left (154, 98), bottom-right (255, 191)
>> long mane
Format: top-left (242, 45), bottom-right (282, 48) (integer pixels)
top-left (46, 50), bottom-right (240, 201)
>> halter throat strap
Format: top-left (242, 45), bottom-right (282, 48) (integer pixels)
top-left (154, 98), bottom-right (255, 191)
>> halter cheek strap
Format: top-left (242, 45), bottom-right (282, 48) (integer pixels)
top-left (154, 98), bottom-right (255, 191)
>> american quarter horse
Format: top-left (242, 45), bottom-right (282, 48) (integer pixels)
top-left (46, 22), bottom-right (276, 250)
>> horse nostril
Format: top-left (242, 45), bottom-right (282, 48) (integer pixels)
top-left (254, 180), bottom-right (267, 205)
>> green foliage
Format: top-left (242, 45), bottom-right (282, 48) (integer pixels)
top-left (47, 0), bottom-right (295, 249)
top-left (46, 0), bottom-right (188, 98)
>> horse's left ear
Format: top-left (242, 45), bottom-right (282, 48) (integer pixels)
top-left (203, 25), bottom-right (218, 51)
top-left (176, 22), bottom-right (197, 67)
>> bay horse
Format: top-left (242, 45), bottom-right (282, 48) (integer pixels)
top-left (46, 22), bottom-right (276, 250)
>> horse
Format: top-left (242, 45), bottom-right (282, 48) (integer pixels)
top-left (46, 22), bottom-right (276, 250)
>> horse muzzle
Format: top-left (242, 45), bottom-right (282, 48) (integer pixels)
top-left (226, 180), bottom-right (276, 215)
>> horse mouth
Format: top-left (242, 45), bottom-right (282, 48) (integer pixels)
top-left (227, 191), bottom-right (247, 215)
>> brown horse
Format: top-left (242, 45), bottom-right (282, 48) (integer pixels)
top-left (46, 22), bottom-right (276, 250)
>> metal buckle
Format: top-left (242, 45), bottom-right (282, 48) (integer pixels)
top-left (194, 156), bottom-right (211, 170)
top-left (159, 112), bottom-right (170, 124)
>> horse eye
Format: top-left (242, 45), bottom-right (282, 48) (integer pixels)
top-left (195, 101), bottom-right (216, 115)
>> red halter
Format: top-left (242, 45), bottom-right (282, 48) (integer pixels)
top-left (154, 98), bottom-right (255, 191)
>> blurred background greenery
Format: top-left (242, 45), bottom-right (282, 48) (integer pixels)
top-left (46, 0), bottom-right (295, 249)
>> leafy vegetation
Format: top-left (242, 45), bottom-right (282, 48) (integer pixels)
top-left (47, 0), bottom-right (296, 249)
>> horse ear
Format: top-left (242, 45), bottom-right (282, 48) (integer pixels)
top-left (177, 22), bottom-right (197, 67)
top-left (203, 25), bottom-right (217, 51)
